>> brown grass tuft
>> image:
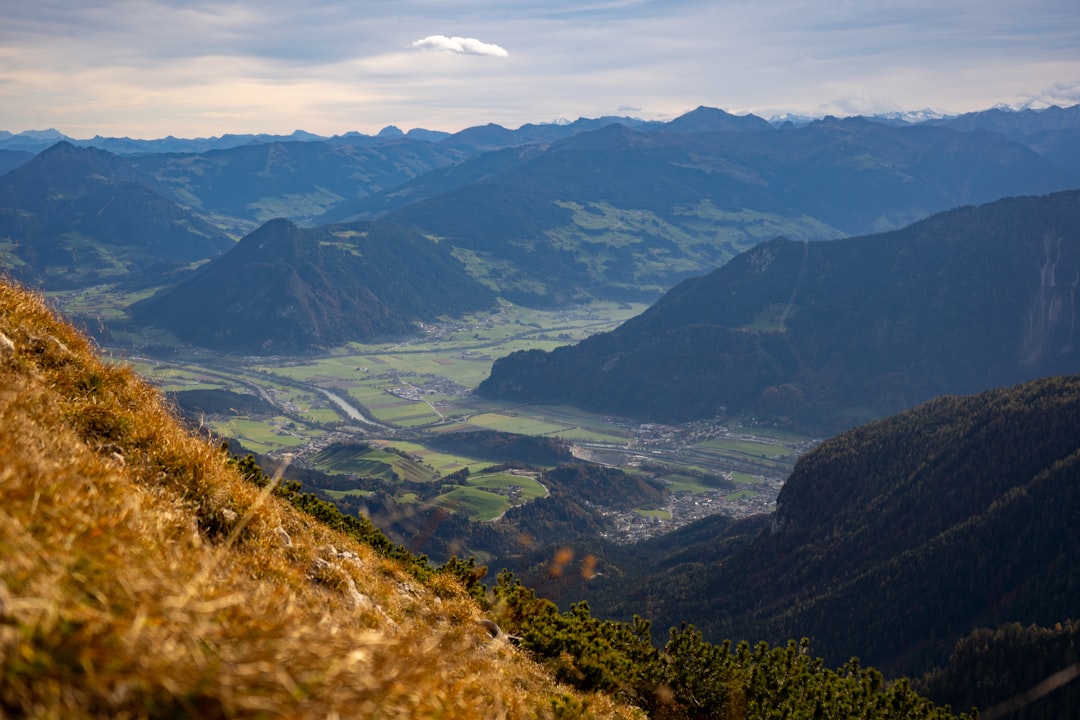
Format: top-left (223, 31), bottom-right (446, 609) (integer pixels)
top-left (0, 280), bottom-right (643, 719)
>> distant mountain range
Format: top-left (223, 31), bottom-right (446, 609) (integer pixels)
top-left (4, 103), bottom-right (1076, 154)
top-left (350, 115), bottom-right (1077, 304)
top-left (129, 218), bottom-right (495, 353)
top-left (0, 114), bottom-right (662, 156)
top-left (3, 103), bottom-right (1080, 351)
top-left (480, 190), bottom-right (1080, 433)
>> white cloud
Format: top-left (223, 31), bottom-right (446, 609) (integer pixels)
top-left (411, 35), bottom-right (509, 57)
top-left (2, 0), bottom-right (1078, 137)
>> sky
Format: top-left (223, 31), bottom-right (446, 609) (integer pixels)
top-left (2, 0), bottom-right (1080, 139)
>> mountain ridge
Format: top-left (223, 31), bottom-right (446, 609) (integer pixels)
top-left (129, 217), bottom-right (496, 353)
top-left (5, 102), bottom-right (1076, 154)
top-left (479, 189), bottom-right (1080, 432)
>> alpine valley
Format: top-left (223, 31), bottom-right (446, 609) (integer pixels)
top-left (3, 103), bottom-right (1080, 718)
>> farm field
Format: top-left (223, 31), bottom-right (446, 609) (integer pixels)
top-left (434, 487), bottom-right (509, 521)
top-left (387, 442), bottom-right (495, 475)
top-left (436, 471), bottom-right (547, 521)
top-left (662, 473), bottom-right (725, 493)
top-left (694, 436), bottom-right (795, 459)
top-left (106, 299), bottom-right (809, 523)
top-left (309, 443), bottom-right (438, 483)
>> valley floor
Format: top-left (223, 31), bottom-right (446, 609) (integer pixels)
top-left (90, 300), bottom-right (814, 536)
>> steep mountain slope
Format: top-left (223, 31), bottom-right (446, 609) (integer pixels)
top-left (480, 190), bottom-right (1080, 433)
top-left (0, 278), bottom-right (641, 719)
top-left (130, 218), bottom-right (495, 353)
top-left (588, 373), bottom-right (1080, 681)
top-left (0, 142), bottom-right (233, 289)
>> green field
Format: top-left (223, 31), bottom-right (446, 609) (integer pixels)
top-left (663, 473), bottom-right (723, 493)
top-left (467, 472), bottom-right (547, 501)
top-left (635, 508), bottom-right (673, 519)
top-left (434, 487), bottom-right (509, 521)
top-left (694, 437), bottom-right (794, 459)
top-left (465, 412), bottom-right (574, 436)
top-left (433, 471), bottom-right (548, 520)
top-left (310, 444), bottom-right (438, 483)
top-left (387, 442), bottom-right (495, 475)
top-left (211, 417), bottom-right (316, 454)
top-left (321, 488), bottom-right (374, 499)
top-left (260, 301), bottom-right (646, 394)
top-left (104, 298), bottom-right (803, 504)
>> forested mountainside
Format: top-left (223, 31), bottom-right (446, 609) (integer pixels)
top-left (481, 190), bottom-right (1080, 433)
top-left (581, 373), bottom-right (1080, 688)
top-left (919, 620), bottom-right (1080, 719)
top-left (130, 218), bottom-right (495, 353)
top-left (0, 142), bottom-right (233, 289)
top-left (0, 277), bottom-right (973, 718)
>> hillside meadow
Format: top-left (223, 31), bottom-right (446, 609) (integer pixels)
top-left (0, 278), bottom-right (642, 719)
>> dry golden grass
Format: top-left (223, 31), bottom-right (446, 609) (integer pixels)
top-left (0, 279), bottom-right (643, 719)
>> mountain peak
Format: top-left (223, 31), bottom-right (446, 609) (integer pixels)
top-left (132, 220), bottom-right (495, 353)
top-left (663, 105), bottom-right (772, 133)
top-left (377, 125), bottom-right (405, 138)
top-left (4, 140), bottom-right (137, 196)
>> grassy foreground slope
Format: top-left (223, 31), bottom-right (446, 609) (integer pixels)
top-left (0, 279), bottom-right (638, 719)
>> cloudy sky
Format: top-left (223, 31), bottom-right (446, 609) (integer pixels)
top-left (2, 0), bottom-right (1079, 138)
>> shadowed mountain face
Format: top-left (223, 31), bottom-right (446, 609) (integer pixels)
top-left (0, 142), bottom-right (234, 289)
top-left (130, 218), bottom-right (496, 354)
top-left (585, 372), bottom-right (1080, 680)
top-left (480, 190), bottom-right (1080, 433)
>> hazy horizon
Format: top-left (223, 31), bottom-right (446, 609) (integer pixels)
top-left (3, 99), bottom-right (1078, 144)
top-left (2, 1), bottom-right (1078, 139)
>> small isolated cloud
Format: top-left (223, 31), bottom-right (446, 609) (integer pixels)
top-left (412, 35), bottom-right (509, 58)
